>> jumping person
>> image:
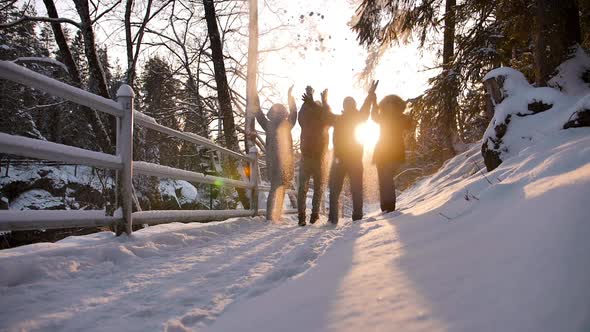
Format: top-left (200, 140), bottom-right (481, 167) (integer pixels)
top-left (326, 80), bottom-right (379, 224)
top-left (371, 94), bottom-right (413, 212)
top-left (253, 86), bottom-right (297, 221)
top-left (297, 86), bottom-right (331, 226)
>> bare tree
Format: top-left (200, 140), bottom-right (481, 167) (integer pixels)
top-left (203, 0), bottom-right (240, 151)
top-left (42, 0), bottom-right (81, 84)
top-left (202, 0), bottom-right (251, 208)
top-left (124, 0), bottom-right (173, 86)
top-left (72, 0), bottom-right (111, 99)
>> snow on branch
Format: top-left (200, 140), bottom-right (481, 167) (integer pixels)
top-left (13, 57), bottom-right (69, 73)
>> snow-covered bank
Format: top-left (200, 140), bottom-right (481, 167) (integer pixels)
top-left (1, 128), bottom-right (589, 331)
top-left (207, 129), bottom-right (590, 332)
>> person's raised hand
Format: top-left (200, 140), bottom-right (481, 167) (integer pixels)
top-left (368, 80), bottom-right (379, 102)
top-left (320, 89), bottom-right (328, 105)
top-left (370, 80), bottom-right (379, 93)
top-left (288, 84), bottom-right (295, 102)
top-left (302, 85), bottom-right (314, 104)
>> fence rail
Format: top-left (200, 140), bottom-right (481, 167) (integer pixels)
top-left (0, 60), bottom-right (299, 234)
top-left (0, 211), bottom-right (122, 231)
top-left (133, 161), bottom-right (254, 189)
top-left (0, 132), bottom-right (122, 170)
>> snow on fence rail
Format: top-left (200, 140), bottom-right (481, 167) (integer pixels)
top-left (0, 60), bottom-right (296, 234)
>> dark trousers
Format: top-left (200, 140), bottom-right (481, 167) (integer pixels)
top-left (297, 157), bottom-right (325, 220)
top-left (376, 162), bottom-right (399, 212)
top-left (328, 158), bottom-right (363, 223)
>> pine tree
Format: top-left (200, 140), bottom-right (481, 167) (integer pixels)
top-left (0, 4), bottom-right (52, 140)
top-left (71, 30), bottom-right (89, 87)
top-left (139, 56), bottom-right (182, 166)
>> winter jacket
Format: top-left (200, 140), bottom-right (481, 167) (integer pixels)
top-left (326, 97), bottom-right (372, 164)
top-left (298, 100), bottom-right (330, 158)
top-left (372, 110), bottom-right (412, 164)
top-left (256, 103), bottom-right (297, 185)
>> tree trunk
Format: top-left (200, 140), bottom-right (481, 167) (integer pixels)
top-left (43, 0), bottom-right (80, 84)
top-left (484, 76), bottom-right (505, 118)
top-left (203, 0), bottom-right (239, 151)
top-left (534, 0), bottom-right (581, 86)
top-left (73, 0), bottom-right (111, 99)
top-left (203, 0), bottom-right (250, 209)
top-left (441, 0), bottom-right (457, 157)
top-left (124, 0), bottom-right (135, 85)
top-left (73, 0), bottom-right (116, 152)
top-left (45, 0), bottom-right (112, 153)
top-left (245, 0), bottom-right (258, 153)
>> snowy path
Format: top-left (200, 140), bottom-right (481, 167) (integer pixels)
top-left (0, 216), bottom-right (353, 331)
top-left (1, 131), bottom-right (590, 332)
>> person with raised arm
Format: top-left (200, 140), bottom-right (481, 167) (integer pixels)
top-left (252, 86), bottom-right (298, 221)
top-left (371, 94), bottom-right (413, 212)
top-left (296, 86), bottom-right (331, 226)
top-left (325, 80), bottom-right (379, 224)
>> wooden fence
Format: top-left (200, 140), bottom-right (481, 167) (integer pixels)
top-left (0, 60), bottom-right (299, 234)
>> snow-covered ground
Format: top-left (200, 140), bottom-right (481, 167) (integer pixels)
top-left (1, 128), bottom-right (589, 331)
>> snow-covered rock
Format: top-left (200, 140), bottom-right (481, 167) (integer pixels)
top-left (481, 51), bottom-right (590, 171)
top-left (0, 165), bottom-right (111, 211)
top-left (10, 189), bottom-right (64, 210)
top-left (564, 94), bottom-right (590, 129)
top-left (157, 179), bottom-right (205, 210)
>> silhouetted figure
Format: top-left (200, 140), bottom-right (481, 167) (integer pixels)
top-left (326, 81), bottom-right (378, 224)
top-left (372, 94), bottom-right (412, 212)
top-left (254, 87), bottom-right (297, 221)
top-left (297, 86), bottom-right (330, 226)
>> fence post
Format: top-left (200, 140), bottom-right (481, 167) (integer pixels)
top-left (248, 146), bottom-right (259, 216)
top-left (116, 84), bottom-right (134, 235)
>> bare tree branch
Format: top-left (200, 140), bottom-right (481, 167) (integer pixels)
top-left (0, 15), bottom-right (81, 29)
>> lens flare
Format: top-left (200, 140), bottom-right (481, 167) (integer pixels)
top-left (355, 120), bottom-right (380, 149)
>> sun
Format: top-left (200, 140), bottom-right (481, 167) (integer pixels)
top-left (355, 120), bottom-right (380, 149)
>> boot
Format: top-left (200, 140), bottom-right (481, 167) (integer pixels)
top-left (309, 212), bottom-right (319, 224)
top-left (298, 212), bottom-right (307, 227)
